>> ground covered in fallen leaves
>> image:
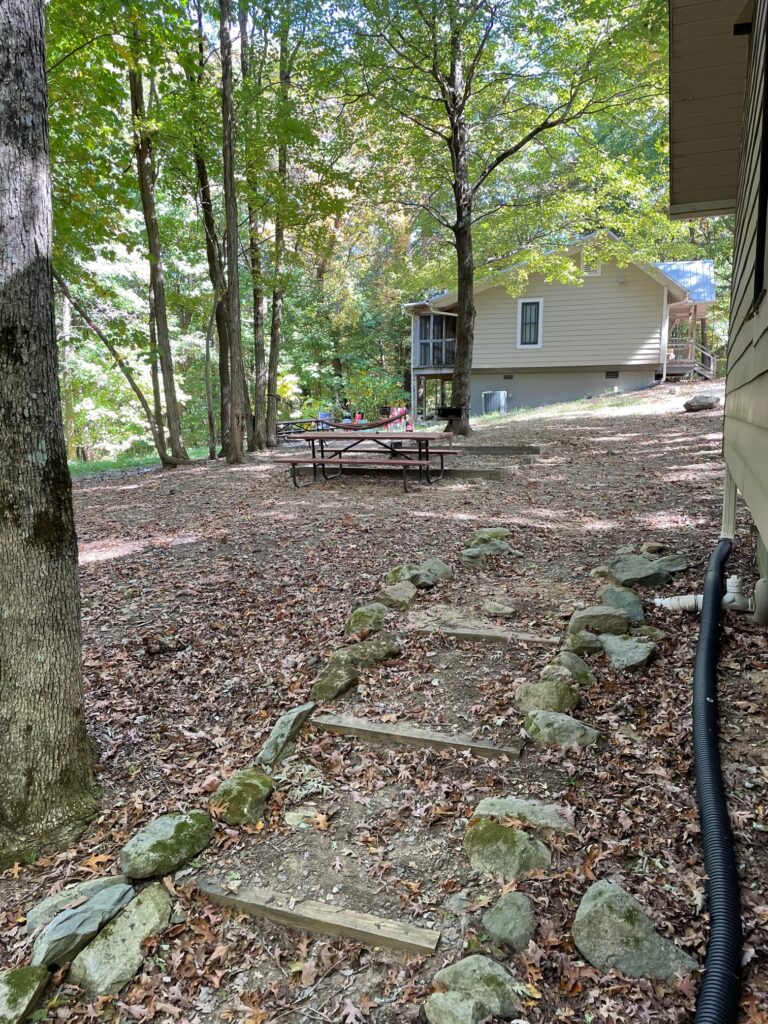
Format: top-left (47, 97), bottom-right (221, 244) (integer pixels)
top-left (2, 381), bottom-right (766, 1024)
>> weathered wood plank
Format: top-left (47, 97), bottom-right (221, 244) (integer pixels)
top-left (312, 712), bottom-right (522, 760)
top-left (197, 877), bottom-right (440, 954)
top-left (409, 624), bottom-right (559, 646)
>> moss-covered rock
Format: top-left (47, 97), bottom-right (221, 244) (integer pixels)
top-left (464, 819), bottom-right (550, 880)
top-left (119, 811), bottom-right (213, 878)
top-left (567, 605), bottom-right (629, 636)
top-left (433, 954), bottom-right (521, 1017)
top-left (469, 527), bottom-right (510, 542)
top-left (309, 655), bottom-right (359, 700)
top-left (631, 625), bottom-right (667, 642)
top-left (459, 547), bottom-right (486, 569)
top-left (336, 633), bottom-right (402, 667)
top-left (344, 602), bottom-right (389, 636)
top-left (563, 631), bottom-right (603, 655)
top-left (376, 581), bottom-right (418, 610)
top-left (598, 585), bottom-right (644, 623)
top-left (386, 564), bottom-right (437, 589)
top-left (255, 702), bottom-right (315, 766)
top-left (419, 557), bottom-right (453, 581)
top-left (424, 991), bottom-right (486, 1024)
top-left (514, 677), bottom-right (580, 714)
top-left (572, 880), bottom-right (697, 980)
top-left (0, 965), bottom-right (49, 1024)
top-left (212, 768), bottom-right (274, 825)
top-left (472, 796), bottom-right (571, 833)
top-left (480, 599), bottom-right (516, 619)
top-left (481, 891), bottom-right (535, 952)
top-left (548, 651), bottom-right (596, 688)
top-left (524, 710), bottom-right (599, 748)
top-left (600, 634), bottom-right (657, 671)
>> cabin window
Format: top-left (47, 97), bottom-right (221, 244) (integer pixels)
top-left (419, 315), bottom-right (431, 340)
top-left (415, 313), bottom-right (456, 365)
top-left (581, 252), bottom-right (601, 276)
top-left (517, 299), bottom-right (543, 348)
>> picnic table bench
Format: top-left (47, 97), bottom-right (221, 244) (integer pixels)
top-left (272, 430), bottom-right (461, 491)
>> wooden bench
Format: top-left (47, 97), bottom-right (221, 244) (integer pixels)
top-left (272, 455), bottom-right (431, 491)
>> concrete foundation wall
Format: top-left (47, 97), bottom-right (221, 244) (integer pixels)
top-left (469, 368), bottom-right (658, 415)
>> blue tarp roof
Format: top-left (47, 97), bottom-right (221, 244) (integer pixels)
top-left (653, 260), bottom-right (716, 302)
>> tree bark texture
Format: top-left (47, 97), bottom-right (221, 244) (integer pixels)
top-left (128, 60), bottom-right (188, 461)
top-left (219, 0), bottom-right (247, 463)
top-left (0, 0), bottom-right (97, 865)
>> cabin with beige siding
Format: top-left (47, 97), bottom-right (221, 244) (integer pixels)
top-left (669, 0), bottom-right (768, 558)
top-left (406, 245), bottom-right (715, 417)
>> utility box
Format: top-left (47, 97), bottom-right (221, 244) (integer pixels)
top-left (482, 390), bottom-right (508, 415)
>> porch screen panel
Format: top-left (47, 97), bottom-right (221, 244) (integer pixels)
top-left (419, 315), bottom-right (431, 340)
top-left (520, 301), bottom-right (540, 345)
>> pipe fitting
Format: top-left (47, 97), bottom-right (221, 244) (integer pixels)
top-left (654, 576), bottom-right (754, 614)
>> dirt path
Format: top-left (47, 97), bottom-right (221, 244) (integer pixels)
top-left (1, 381), bottom-right (766, 1023)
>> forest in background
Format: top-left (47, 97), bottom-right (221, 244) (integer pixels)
top-left (50, 0), bottom-right (735, 462)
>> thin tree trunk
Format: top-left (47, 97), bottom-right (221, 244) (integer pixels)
top-left (148, 301), bottom-right (170, 461)
top-left (59, 292), bottom-right (76, 459)
top-left (204, 300), bottom-right (217, 460)
top-left (128, 56), bottom-right (188, 461)
top-left (219, 0), bottom-right (246, 463)
top-left (266, 10), bottom-right (290, 447)
top-left (53, 271), bottom-right (174, 466)
top-left (251, 230), bottom-right (268, 448)
top-left (0, 0), bottom-right (97, 865)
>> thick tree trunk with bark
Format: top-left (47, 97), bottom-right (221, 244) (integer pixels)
top-left (219, 0), bottom-right (247, 463)
top-left (0, 0), bottom-right (98, 866)
top-left (129, 63), bottom-right (187, 461)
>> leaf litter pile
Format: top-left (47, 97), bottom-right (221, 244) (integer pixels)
top-left (1, 382), bottom-right (766, 1023)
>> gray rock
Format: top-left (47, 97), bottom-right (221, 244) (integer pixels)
top-left (563, 631), bottom-right (604, 655)
top-left (567, 605), bottom-right (629, 636)
top-left (600, 634), bottom-right (657, 671)
top-left (459, 547), bottom-right (486, 569)
top-left (464, 819), bottom-right (550, 880)
top-left (590, 564), bottom-right (611, 579)
top-left (524, 710), bottom-right (599, 748)
top-left (256, 702), bottom-right (315, 767)
top-left (0, 966), bottom-right (49, 1024)
top-left (424, 991), bottom-right (486, 1024)
top-left (684, 393), bottom-right (720, 412)
top-left (26, 876), bottom-right (129, 934)
top-left (69, 883), bottom-right (171, 996)
top-left (31, 884), bottom-right (134, 967)
top-left (631, 625), bottom-right (667, 642)
top-left (467, 537), bottom-right (510, 556)
top-left (549, 651), bottom-right (596, 688)
top-left (607, 555), bottom-right (671, 587)
top-left (573, 880), bottom-right (697, 980)
top-left (119, 811), bottom-right (213, 879)
top-left (469, 527), bottom-right (510, 542)
top-left (473, 796), bottom-right (571, 833)
top-left (615, 544), bottom-right (635, 555)
top-left (599, 585), bottom-right (644, 624)
top-left (212, 768), bottom-right (273, 825)
top-left (653, 553), bottom-right (687, 573)
top-left (514, 677), bottom-right (580, 714)
top-left (538, 663), bottom-right (579, 687)
top-left (283, 805), bottom-right (317, 828)
top-left (310, 655), bottom-right (359, 700)
top-left (338, 633), bottom-right (402, 667)
top-left (344, 602), bottom-right (389, 636)
top-left (433, 954), bottom-right (521, 1017)
top-left (386, 564), bottom-right (437, 589)
top-left (481, 891), bottom-right (535, 952)
top-left (419, 557), bottom-right (453, 581)
top-left (480, 600), bottom-right (516, 619)
top-left (376, 581), bottom-right (418, 610)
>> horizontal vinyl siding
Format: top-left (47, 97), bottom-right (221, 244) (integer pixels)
top-left (471, 262), bottom-right (663, 370)
top-left (726, 0), bottom-right (768, 544)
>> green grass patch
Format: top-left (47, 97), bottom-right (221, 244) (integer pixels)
top-left (68, 446), bottom-right (211, 478)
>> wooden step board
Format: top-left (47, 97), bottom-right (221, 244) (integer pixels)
top-left (197, 877), bottom-right (440, 954)
top-left (313, 712), bottom-right (522, 760)
top-left (409, 623), bottom-right (560, 646)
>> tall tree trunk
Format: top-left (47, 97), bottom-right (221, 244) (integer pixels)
top-left (59, 292), bottom-right (76, 459)
top-left (204, 300), bottom-right (217, 460)
top-left (128, 56), bottom-right (188, 461)
top-left (0, 0), bottom-right (97, 865)
top-left (266, 10), bottom-right (290, 447)
top-left (219, 0), bottom-right (246, 463)
top-left (251, 229), bottom-right (268, 448)
top-left (53, 272), bottom-right (174, 466)
top-left (148, 292), bottom-right (170, 461)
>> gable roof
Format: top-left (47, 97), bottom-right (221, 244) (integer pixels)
top-left (653, 260), bottom-right (716, 303)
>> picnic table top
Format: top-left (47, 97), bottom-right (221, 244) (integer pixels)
top-left (298, 431), bottom-right (452, 441)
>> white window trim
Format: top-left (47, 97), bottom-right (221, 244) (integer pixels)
top-left (516, 298), bottom-right (543, 349)
top-left (581, 251), bottom-right (601, 276)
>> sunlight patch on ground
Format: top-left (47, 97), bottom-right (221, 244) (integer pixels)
top-left (79, 532), bottom-right (202, 564)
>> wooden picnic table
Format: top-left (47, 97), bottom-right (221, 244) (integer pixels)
top-left (272, 430), bottom-right (458, 490)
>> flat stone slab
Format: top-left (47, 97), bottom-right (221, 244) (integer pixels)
top-left (607, 555), bottom-right (671, 587)
top-left (31, 882), bottom-right (134, 967)
top-left (408, 604), bottom-right (559, 646)
top-left (376, 581), bottom-right (418, 610)
top-left (473, 796), bottom-right (572, 833)
top-left (198, 877), bottom-right (440, 954)
top-left (0, 966), bottom-right (49, 1024)
top-left (25, 875), bottom-right (129, 934)
top-left (313, 712), bottom-right (521, 760)
top-left (600, 634), bottom-right (657, 671)
top-left (255, 701), bottom-right (315, 766)
top-left (573, 880), bottom-right (697, 980)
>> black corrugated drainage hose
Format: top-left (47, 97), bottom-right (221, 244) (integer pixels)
top-left (693, 537), bottom-right (742, 1023)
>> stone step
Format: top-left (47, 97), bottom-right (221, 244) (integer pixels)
top-left (409, 623), bottom-right (559, 646)
top-left (312, 712), bottom-right (522, 760)
top-left (197, 877), bottom-right (440, 954)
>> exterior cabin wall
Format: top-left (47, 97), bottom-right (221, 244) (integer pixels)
top-left (470, 261), bottom-right (665, 370)
top-left (725, 0), bottom-right (768, 544)
top-left (469, 368), bottom-right (657, 416)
